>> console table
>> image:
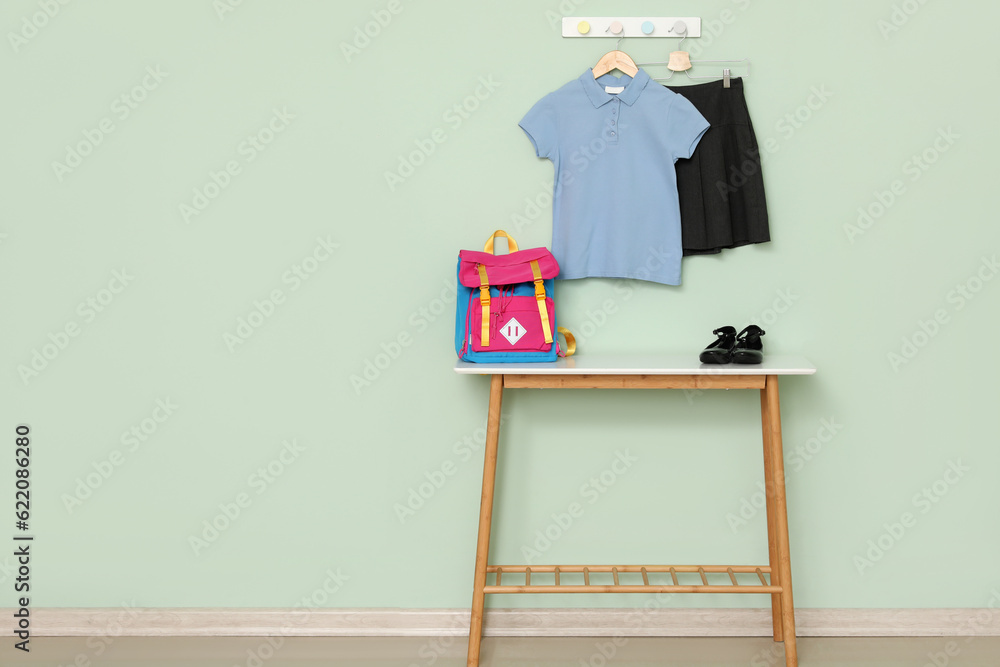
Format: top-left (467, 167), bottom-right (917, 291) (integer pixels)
top-left (455, 354), bottom-right (816, 667)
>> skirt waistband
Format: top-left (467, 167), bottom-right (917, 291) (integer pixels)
top-left (665, 77), bottom-right (751, 127)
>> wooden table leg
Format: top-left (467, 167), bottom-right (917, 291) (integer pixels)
top-left (467, 374), bottom-right (504, 667)
top-left (760, 383), bottom-right (784, 643)
top-left (763, 375), bottom-right (797, 667)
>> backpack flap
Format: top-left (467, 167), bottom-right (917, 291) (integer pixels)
top-left (457, 247), bottom-right (559, 286)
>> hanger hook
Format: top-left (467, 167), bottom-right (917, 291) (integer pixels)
top-left (606, 23), bottom-right (625, 51)
top-left (669, 20), bottom-right (688, 51)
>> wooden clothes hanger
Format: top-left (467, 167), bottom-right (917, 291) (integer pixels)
top-left (592, 32), bottom-right (638, 78)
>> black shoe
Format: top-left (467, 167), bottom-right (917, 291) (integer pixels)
top-left (699, 326), bottom-right (737, 364)
top-left (731, 325), bottom-right (765, 364)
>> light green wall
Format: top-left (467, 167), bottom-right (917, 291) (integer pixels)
top-left (2, 0), bottom-right (998, 611)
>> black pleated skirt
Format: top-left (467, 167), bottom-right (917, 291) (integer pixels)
top-left (666, 78), bottom-right (770, 255)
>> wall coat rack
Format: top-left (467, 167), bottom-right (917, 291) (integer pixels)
top-left (562, 17), bottom-right (701, 38)
top-left (564, 16), bottom-right (749, 88)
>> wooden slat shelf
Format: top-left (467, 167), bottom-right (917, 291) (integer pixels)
top-left (484, 564), bottom-right (779, 594)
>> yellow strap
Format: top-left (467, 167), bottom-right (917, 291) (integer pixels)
top-left (530, 260), bottom-right (553, 344)
top-left (477, 264), bottom-right (490, 347)
top-left (558, 327), bottom-right (576, 357)
top-left (483, 230), bottom-right (519, 255)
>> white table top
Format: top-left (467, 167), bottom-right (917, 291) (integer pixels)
top-left (454, 354), bottom-right (815, 376)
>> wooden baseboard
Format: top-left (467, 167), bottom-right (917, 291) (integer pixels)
top-left (7, 607), bottom-right (1000, 637)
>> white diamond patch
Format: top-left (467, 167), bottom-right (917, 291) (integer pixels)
top-left (500, 318), bottom-right (527, 345)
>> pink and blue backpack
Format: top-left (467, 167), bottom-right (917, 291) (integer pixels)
top-left (455, 230), bottom-right (574, 363)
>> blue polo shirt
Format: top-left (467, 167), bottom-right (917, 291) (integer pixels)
top-left (519, 68), bottom-right (709, 285)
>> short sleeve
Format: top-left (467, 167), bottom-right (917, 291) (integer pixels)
top-left (669, 96), bottom-right (710, 160)
top-left (519, 97), bottom-right (558, 159)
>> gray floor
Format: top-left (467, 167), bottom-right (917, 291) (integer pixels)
top-left (2, 636), bottom-right (999, 666)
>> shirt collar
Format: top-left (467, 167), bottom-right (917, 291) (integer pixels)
top-left (579, 68), bottom-right (650, 107)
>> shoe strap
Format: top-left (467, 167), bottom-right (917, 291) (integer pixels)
top-left (713, 326), bottom-right (737, 338)
top-left (737, 325), bottom-right (765, 340)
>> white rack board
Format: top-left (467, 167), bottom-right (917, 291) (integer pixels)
top-left (562, 17), bottom-right (702, 38)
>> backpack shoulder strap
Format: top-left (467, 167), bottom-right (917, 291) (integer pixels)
top-left (530, 260), bottom-right (553, 344)
top-left (477, 264), bottom-right (491, 347)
